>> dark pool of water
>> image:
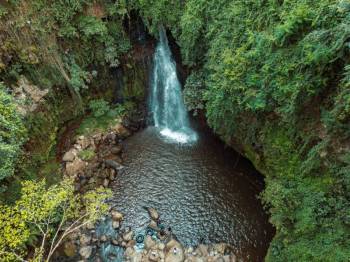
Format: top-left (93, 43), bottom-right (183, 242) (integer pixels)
top-left (110, 124), bottom-right (274, 261)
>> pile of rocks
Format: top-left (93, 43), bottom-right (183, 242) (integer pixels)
top-left (123, 208), bottom-right (237, 262)
top-left (64, 207), bottom-right (237, 262)
top-left (61, 121), bottom-right (132, 193)
top-left (125, 238), bottom-right (237, 262)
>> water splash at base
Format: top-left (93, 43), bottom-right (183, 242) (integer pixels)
top-left (160, 127), bottom-right (198, 144)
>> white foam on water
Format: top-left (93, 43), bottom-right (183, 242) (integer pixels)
top-left (160, 128), bottom-right (198, 144)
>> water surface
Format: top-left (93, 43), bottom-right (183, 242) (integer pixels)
top-left (111, 125), bottom-right (274, 261)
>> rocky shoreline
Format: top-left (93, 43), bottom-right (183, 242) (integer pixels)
top-left (63, 206), bottom-right (238, 262)
top-left (61, 119), bottom-right (131, 193)
top-left (59, 118), bottom-right (238, 262)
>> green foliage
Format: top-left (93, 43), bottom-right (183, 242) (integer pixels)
top-left (78, 15), bottom-right (108, 38)
top-left (78, 148), bottom-right (95, 161)
top-left (131, 0), bottom-right (184, 35)
top-left (68, 62), bottom-right (89, 92)
top-left (89, 99), bottom-right (111, 117)
top-left (78, 101), bottom-right (133, 136)
top-left (183, 71), bottom-right (206, 115)
top-left (0, 178), bottom-right (111, 261)
top-left (0, 84), bottom-right (27, 182)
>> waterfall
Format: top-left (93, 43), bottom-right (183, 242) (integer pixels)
top-left (149, 28), bottom-right (198, 144)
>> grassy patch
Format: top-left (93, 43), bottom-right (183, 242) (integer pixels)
top-left (76, 101), bottom-right (134, 136)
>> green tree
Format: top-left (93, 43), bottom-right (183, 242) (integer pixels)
top-left (0, 178), bottom-right (111, 261)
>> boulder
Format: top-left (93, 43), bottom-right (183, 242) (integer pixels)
top-left (111, 145), bottom-right (122, 154)
top-left (79, 234), bottom-right (92, 246)
top-left (100, 235), bottom-right (108, 242)
top-left (111, 210), bottom-right (123, 221)
top-left (112, 220), bottom-right (120, 229)
top-left (79, 246), bottom-right (92, 259)
top-left (147, 207), bottom-right (159, 221)
top-left (213, 257), bottom-right (225, 262)
top-left (62, 149), bottom-right (77, 162)
top-left (148, 249), bottom-right (160, 262)
top-left (132, 252), bottom-right (143, 262)
top-left (66, 159), bottom-right (86, 176)
top-left (125, 247), bottom-right (135, 257)
top-left (105, 132), bottom-right (117, 143)
top-left (158, 242), bottom-right (165, 251)
top-left (104, 159), bottom-right (124, 171)
top-left (109, 172), bottom-right (116, 181)
top-left (123, 231), bottom-right (134, 242)
top-left (144, 235), bottom-right (156, 250)
top-left (165, 239), bottom-right (184, 262)
top-left (111, 238), bottom-right (119, 246)
top-left (103, 178), bottom-right (109, 188)
top-left (148, 220), bottom-right (158, 230)
top-left (212, 243), bottom-right (227, 255)
top-left (196, 244), bottom-right (208, 257)
top-left (185, 257), bottom-right (205, 262)
top-left (127, 240), bottom-right (136, 247)
top-left (125, 247), bottom-right (143, 262)
top-left (77, 135), bottom-right (90, 149)
top-left (186, 247), bottom-right (194, 254)
top-left (112, 123), bottom-right (131, 138)
top-left (222, 255), bottom-right (235, 262)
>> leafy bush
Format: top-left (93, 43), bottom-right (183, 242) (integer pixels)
top-left (78, 149), bottom-right (95, 161)
top-left (78, 15), bottom-right (108, 38)
top-left (183, 71), bottom-right (206, 115)
top-left (88, 99), bottom-right (111, 117)
top-left (0, 84), bottom-right (27, 182)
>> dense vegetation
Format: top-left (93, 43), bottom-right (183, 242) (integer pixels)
top-left (0, 178), bottom-right (111, 261)
top-left (0, 0), bottom-right (134, 198)
top-left (0, 0), bottom-right (349, 261)
top-left (134, 0), bottom-right (350, 261)
top-left (0, 84), bottom-right (27, 185)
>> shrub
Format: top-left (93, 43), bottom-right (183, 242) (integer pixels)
top-left (0, 84), bottom-right (27, 182)
top-left (88, 99), bottom-right (111, 117)
top-left (78, 149), bottom-right (95, 161)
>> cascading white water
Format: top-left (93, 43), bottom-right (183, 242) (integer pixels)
top-left (149, 28), bottom-right (197, 144)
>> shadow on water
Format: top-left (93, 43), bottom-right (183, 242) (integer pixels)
top-left (110, 120), bottom-right (274, 261)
